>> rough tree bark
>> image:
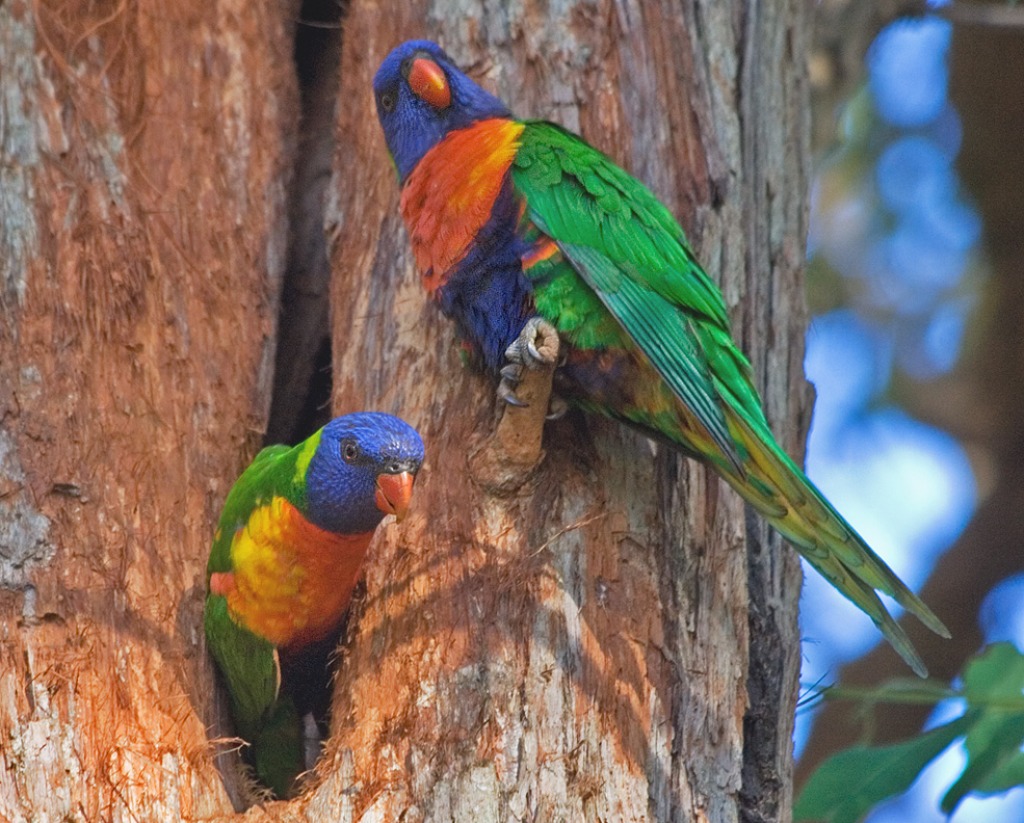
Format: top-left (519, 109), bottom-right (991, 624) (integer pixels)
top-left (0, 1), bottom-right (297, 818)
top-left (1, 1), bottom-right (811, 821)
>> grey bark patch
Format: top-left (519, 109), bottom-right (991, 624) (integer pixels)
top-left (0, 498), bottom-right (52, 588)
top-left (0, 4), bottom-right (41, 311)
top-left (0, 433), bottom-right (52, 587)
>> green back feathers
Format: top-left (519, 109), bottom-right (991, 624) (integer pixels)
top-left (513, 122), bottom-right (730, 328)
top-left (206, 436), bottom-right (319, 578)
top-left (512, 120), bottom-right (770, 468)
top-left (510, 119), bottom-right (948, 675)
top-left (204, 595), bottom-right (280, 735)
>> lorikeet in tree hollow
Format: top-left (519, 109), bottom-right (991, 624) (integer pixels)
top-left (372, 40), bottom-right (949, 676)
top-left (204, 412), bottom-right (424, 796)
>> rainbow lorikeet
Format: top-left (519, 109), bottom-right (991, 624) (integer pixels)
top-left (372, 40), bottom-right (949, 676)
top-left (204, 412), bottom-right (424, 796)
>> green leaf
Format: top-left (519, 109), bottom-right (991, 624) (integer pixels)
top-left (941, 643), bottom-right (1024, 813)
top-left (823, 677), bottom-right (956, 707)
top-left (962, 642), bottom-right (1024, 706)
top-left (973, 751), bottom-right (1024, 796)
top-left (942, 713), bottom-right (1024, 812)
top-left (794, 713), bottom-right (975, 823)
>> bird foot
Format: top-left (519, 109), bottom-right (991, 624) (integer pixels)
top-left (470, 317), bottom-right (561, 493)
top-left (498, 317), bottom-right (562, 413)
top-left (505, 316), bottom-right (560, 368)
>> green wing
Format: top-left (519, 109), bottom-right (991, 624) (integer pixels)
top-left (510, 120), bottom-right (948, 674)
top-left (204, 595), bottom-right (280, 739)
top-left (204, 596), bottom-right (302, 797)
top-left (204, 445), bottom-right (289, 736)
top-left (206, 444), bottom-right (291, 578)
top-left (512, 121), bottom-right (767, 469)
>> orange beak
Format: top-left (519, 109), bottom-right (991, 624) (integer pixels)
top-left (375, 471), bottom-right (416, 522)
top-left (409, 57), bottom-right (451, 109)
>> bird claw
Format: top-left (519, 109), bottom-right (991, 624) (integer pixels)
top-left (500, 383), bottom-right (568, 417)
top-left (499, 363), bottom-right (523, 384)
top-left (504, 316), bottom-right (559, 369)
top-left (498, 318), bottom-right (560, 408)
top-left (475, 317), bottom-right (562, 491)
top-left (497, 379), bottom-right (528, 407)
top-left (545, 394), bottom-right (569, 420)
top-left (498, 363), bottom-right (527, 406)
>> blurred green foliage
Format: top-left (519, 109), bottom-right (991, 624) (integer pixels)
top-left (796, 643), bottom-right (1024, 822)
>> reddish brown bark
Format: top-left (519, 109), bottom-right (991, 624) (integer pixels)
top-left (0, 1), bottom-right (297, 817)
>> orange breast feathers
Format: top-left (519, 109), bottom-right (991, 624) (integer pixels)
top-left (219, 496), bottom-right (375, 652)
top-left (400, 118), bottom-right (525, 294)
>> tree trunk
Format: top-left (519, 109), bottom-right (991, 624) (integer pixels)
top-left (1, 1), bottom-right (809, 821)
top-left (316, 3), bottom-right (807, 821)
top-left (0, 1), bottom-right (297, 818)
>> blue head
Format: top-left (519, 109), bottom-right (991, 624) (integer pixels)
top-left (305, 412), bottom-right (425, 535)
top-left (373, 39), bottom-right (511, 183)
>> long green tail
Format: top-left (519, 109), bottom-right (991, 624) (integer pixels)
top-left (249, 698), bottom-right (304, 799)
top-left (724, 410), bottom-right (950, 677)
top-left (205, 596), bottom-right (305, 797)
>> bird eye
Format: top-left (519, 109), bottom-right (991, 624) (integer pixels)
top-left (341, 441), bottom-right (358, 462)
top-left (380, 91), bottom-right (396, 113)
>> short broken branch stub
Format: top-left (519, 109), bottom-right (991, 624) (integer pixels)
top-left (468, 325), bottom-right (560, 494)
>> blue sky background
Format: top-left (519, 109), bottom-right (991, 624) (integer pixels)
top-left (796, 12), bottom-right (1024, 821)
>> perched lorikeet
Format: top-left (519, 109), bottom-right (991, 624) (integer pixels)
top-left (372, 40), bottom-right (949, 676)
top-left (204, 412), bottom-right (424, 796)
